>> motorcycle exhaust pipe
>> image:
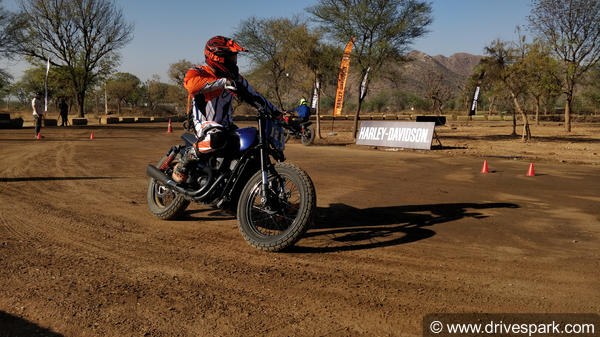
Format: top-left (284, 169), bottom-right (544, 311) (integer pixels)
top-left (146, 164), bottom-right (221, 201)
top-left (146, 165), bottom-right (188, 195)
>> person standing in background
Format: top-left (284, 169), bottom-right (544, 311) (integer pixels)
top-left (32, 92), bottom-right (44, 137)
top-left (58, 98), bottom-right (69, 126)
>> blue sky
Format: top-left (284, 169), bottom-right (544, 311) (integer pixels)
top-left (1, 0), bottom-right (532, 82)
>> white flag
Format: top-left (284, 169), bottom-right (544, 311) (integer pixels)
top-left (311, 79), bottom-right (319, 109)
top-left (44, 59), bottom-right (50, 112)
top-left (360, 67), bottom-right (370, 100)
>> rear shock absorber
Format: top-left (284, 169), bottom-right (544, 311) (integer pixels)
top-left (159, 154), bottom-right (175, 171)
top-left (159, 146), bottom-right (181, 171)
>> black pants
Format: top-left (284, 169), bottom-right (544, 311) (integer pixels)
top-left (289, 116), bottom-right (309, 132)
top-left (60, 113), bottom-right (68, 126)
top-left (34, 115), bottom-right (43, 135)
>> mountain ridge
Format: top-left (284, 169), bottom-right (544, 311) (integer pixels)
top-left (400, 50), bottom-right (483, 92)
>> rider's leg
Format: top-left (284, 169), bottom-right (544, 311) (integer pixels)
top-left (171, 147), bottom-right (198, 184)
top-left (171, 129), bottom-right (231, 184)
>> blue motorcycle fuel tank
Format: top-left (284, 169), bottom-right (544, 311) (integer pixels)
top-left (235, 127), bottom-right (257, 151)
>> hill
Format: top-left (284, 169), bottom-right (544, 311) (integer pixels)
top-left (341, 50), bottom-right (483, 107)
top-left (392, 50), bottom-right (483, 94)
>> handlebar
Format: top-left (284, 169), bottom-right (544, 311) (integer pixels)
top-left (252, 99), bottom-right (283, 121)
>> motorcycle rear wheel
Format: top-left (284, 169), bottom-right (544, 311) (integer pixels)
top-left (301, 126), bottom-right (315, 146)
top-left (237, 162), bottom-right (316, 251)
top-left (147, 155), bottom-right (190, 220)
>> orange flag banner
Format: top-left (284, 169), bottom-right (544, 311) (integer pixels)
top-left (334, 37), bottom-right (355, 116)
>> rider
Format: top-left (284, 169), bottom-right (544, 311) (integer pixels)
top-left (172, 35), bottom-right (281, 184)
top-left (288, 97), bottom-right (310, 122)
top-left (286, 98), bottom-right (311, 131)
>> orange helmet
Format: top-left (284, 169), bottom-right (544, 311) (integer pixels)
top-left (205, 36), bottom-right (247, 78)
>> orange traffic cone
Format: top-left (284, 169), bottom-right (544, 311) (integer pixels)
top-left (36, 132), bottom-right (42, 140)
top-left (90, 132), bottom-right (95, 140)
top-left (481, 160), bottom-right (489, 173)
top-left (526, 163), bottom-right (535, 176)
top-left (167, 119), bottom-right (173, 133)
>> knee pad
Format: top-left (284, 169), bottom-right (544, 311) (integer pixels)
top-left (209, 130), bottom-right (228, 150)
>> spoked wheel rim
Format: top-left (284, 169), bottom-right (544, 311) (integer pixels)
top-left (301, 127), bottom-right (314, 145)
top-left (152, 182), bottom-right (178, 208)
top-left (150, 158), bottom-right (179, 209)
top-left (245, 173), bottom-right (301, 237)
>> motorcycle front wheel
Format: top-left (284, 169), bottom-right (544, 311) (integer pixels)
top-left (147, 155), bottom-right (190, 220)
top-left (237, 162), bottom-right (316, 251)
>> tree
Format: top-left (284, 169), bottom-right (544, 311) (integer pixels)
top-left (302, 42), bottom-right (342, 138)
top-left (9, 80), bottom-right (29, 105)
top-left (167, 59), bottom-right (193, 108)
top-left (0, 1), bottom-right (25, 58)
top-left (529, 0), bottom-right (600, 132)
top-left (17, 64), bottom-right (75, 108)
top-left (463, 61), bottom-right (505, 116)
top-left (145, 75), bottom-right (168, 110)
top-left (309, 0), bottom-right (432, 139)
top-left (166, 84), bottom-right (186, 109)
top-left (234, 16), bottom-right (319, 110)
top-left (168, 59), bottom-right (193, 86)
top-left (15, 0), bottom-right (133, 117)
top-left (0, 0), bottom-right (25, 91)
top-left (423, 69), bottom-right (454, 114)
top-left (106, 72), bottom-right (140, 114)
top-left (580, 64), bottom-right (600, 113)
top-left (364, 91), bottom-right (390, 112)
top-left (0, 70), bottom-right (11, 106)
top-left (522, 41), bottom-right (561, 125)
top-left (482, 39), bottom-right (532, 140)
top-left (389, 90), bottom-right (428, 111)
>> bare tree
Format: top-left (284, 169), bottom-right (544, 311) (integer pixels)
top-left (15, 0), bottom-right (133, 117)
top-left (309, 0), bottom-right (432, 139)
top-left (529, 0), bottom-right (600, 132)
top-left (423, 70), bottom-right (453, 114)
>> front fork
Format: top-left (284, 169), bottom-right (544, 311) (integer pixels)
top-left (258, 118), bottom-right (285, 211)
top-left (258, 117), bottom-right (270, 204)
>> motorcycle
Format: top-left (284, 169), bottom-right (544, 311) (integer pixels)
top-left (145, 105), bottom-right (316, 252)
top-left (281, 113), bottom-right (315, 146)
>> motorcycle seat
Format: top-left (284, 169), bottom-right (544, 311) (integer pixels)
top-left (181, 132), bottom-right (198, 147)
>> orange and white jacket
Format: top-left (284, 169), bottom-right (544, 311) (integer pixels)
top-left (184, 65), bottom-right (279, 138)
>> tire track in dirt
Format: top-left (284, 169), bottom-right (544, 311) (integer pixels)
top-left (0, 205), bottom-right (39, 242)
top-left (1, 125), bottom-right (599, 336)
top-left (0, 140), bottom-right (62, 243)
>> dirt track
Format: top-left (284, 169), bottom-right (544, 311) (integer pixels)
top-left (1, 122), bottom-right (599, 336)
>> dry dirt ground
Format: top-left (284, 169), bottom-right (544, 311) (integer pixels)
top-left (1, 120), bottom-right (599, 337)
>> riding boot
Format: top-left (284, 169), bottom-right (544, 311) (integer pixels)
top-left (171, 149), bottom-right (197, 184)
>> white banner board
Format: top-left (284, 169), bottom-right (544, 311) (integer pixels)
top-left (356, 121), bottom-right (435, 150)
